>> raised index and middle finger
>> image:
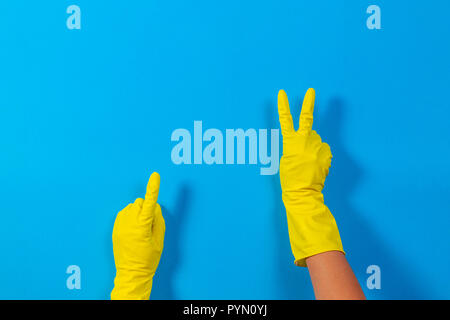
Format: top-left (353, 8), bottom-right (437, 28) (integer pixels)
top-left (277, 88), bottom-right (316, 135)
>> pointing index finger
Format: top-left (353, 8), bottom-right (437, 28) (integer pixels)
top-left (140, 172), bottom-right (160, 224)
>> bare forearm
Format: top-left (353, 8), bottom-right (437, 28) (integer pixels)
top-left (306, 251), bottom-right (365, 300)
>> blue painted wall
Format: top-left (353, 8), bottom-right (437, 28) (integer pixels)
top-left (0, 1), bottom-right (449, 299)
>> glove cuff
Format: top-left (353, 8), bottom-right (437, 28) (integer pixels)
top-left (111, 270), bottom-right (154, 300)
top-left (283, 193), bottom-right (344, 267)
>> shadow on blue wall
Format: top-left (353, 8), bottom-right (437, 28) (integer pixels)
top-left (318, 97), bottom-right (426, 299)
top-left (266, 95), bottom-right (427, 299)
top-left (151, 184), bottom-right (192, 299)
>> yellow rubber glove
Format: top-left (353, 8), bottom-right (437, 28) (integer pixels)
top-left (278, 88), bottom-right (344, 267)
top-left (111, 172), bottom-right (165, 300)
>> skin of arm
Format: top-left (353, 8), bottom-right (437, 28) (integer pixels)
top-left (306, 251), bottom-right (366, 300)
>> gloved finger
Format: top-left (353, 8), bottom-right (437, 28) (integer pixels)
top-left (134, 198), bottom-right (144, 208)
top-left (321, 142), bottom-right (332, 158)
top-left (113, 203), bottom-right (132, 238)
top-left (310, 130), bottom-right (322, 143)
top-left (140, 172), bottom-right (160, 224)
top-left (152, 204), bottom-right (165, 251)
top-left (299, 88), bottom-right (315, 134)
top-left (278, 90), bottom-right (295, 136)
top-left (319, 143), bottom-right (333, 170)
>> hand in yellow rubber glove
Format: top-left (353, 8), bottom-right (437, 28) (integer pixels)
top-left (111, 172), bottom-right (165, 300)
top-left (278, 88), bottom-right (344, 267)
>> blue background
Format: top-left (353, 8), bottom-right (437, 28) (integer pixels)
top-left (0, 1), bottom-right (449, 299)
